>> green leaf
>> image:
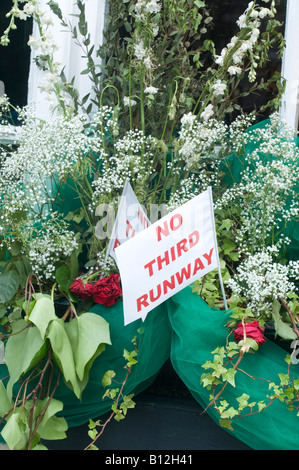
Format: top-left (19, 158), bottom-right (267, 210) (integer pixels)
top-left (0, 380), bottom-right (12, 418)
top-left (34, 398), bottom-right (68, 441)
top-left (219, 418), bottom-right (233, 431)
top-left (222, 368), bottom-right (236, 387)
top-left (29, 295), bottom-right (57, 339)
top-left (102, 370), bottom-right (116, 387)
top-left (0, 270), bottom-right (19, 303)
top-left (194, 0), bottom-right (205, 8)
top-left (67, 312), bottom-right (111, 381)
top-left (46, 319), bottom-right (81, 399)
top-left (55, 265), bottom-right (72, 291)
top-left (5, 320), bottom-right (47, 399)
top-left (272, 300), bottom-right (297, 340)
top-left (1, 412), bottom-right (29, 450)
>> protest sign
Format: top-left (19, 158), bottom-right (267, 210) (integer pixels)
top-left (103, 180), bottom-right (150, 263)
top-left (115, 187), bottom-right (227, 325)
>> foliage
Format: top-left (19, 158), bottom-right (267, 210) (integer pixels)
top-left (0, 281), bottom-right (111, 449)
top-left (86, 337), bottom-right (139, 450)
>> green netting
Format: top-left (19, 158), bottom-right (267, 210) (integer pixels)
top-left (168, 287), bottom-right (299, 451)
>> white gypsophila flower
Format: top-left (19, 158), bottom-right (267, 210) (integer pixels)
top-left (212, 80), bottom-right (227, 97)
top-left (27, 222), bottom-right (79, 280)
top-left (200, 104), bottom-right (214, 122)
top-left (91, 129), bottom-right (156, 207)
top-left (226, 248), bottom-right (298, 318)
top-left (216, 113), bottom-right (299, 256)
top-left (177, 116), bottom-right (229, 168)
top-left (0, 107), bottom-right (104, 224)
top-left (144, 86), bottom-right (158, 95)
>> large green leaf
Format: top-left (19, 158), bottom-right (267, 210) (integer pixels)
top-left (34, 398), bottom-right (68, 441)
top-left (5, 319), bottom-right (47, 399)
top-left (0, 270), bottom-right (20, 303)
top-left (272, 300), bottom-right (297, 341)
top-left (66, 312), bottom-right (111, 381)
top-left (46, 318), bottom-right (81, 399)
top-left (1, 412), bottom-right (29, 450)
top-left (0, 380), bottom-right (12, 418)
top-left (29, 296), bottom-right (57, 339)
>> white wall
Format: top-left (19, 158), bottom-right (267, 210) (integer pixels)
top-left (27, 0), bottom-right (107, 121)
top-left (280, 0), bottom-right (299, 131)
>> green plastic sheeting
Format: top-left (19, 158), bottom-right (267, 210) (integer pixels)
top-left (55, 300), bottom-right (172, 427)
top-left (168, 287), bottom-right (299, 451)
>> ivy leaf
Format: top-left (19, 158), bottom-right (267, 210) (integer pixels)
top-left (222, 368), bottom-right (236, 387)
top-left (219, 419), bottom-right (233, 431)
top-left (102, 370), bottom-right (116, 388)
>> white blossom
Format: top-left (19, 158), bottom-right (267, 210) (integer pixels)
top-left (200, 104), bottom-right (214, 122)
top-left (212, 80), bottom-right (227, 97)
top-left (144, 86), bottom-right (158, 95)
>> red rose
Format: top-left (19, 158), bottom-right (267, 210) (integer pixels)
top-left (234, 320), bottom-right (266, 345)
top-left (70, 278), bottom-right (94, 300)
top-left (92, 273), bottom-right (122, 306)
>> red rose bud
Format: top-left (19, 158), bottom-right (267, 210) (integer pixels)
top-left (70, 278), bottom-right (94, 300)
top-left (234, 320), bottom-right (266, 345)
top-left (92, 273), bottom-right (122, 307)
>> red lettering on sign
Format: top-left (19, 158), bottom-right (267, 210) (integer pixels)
top-left (193, 257), bottom-right (205, 275)
top-left (189, 230), bottom-right (200, 248)
top-left (144, 259), bottom-right (156, 277)
top-left (175, 264), bottom-right (191, 285)
top-left (156, 214), bottom-right (183, 241)
top-left (157, 251), bottom-right (170, 270)
top-left (176, 238), bottom-right (188, 257)
top-left (149, 284), bottom-right (162, 302)
top-left (170, 214), bottom-right (183, 231)
top-left (137, 294), bottom-right (149, 312)
top-left (138, 206), bottom-right (149, 229)
top-left (203, 247), bottom-right (214, 265)
top-left (163, 275), bottom-right (176, 294)
top-left (113, 238), bottom-right (121, 252)
top-left (126, 220), bottom-right (135, 238)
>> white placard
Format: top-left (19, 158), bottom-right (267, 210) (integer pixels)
top-left (115, 187), bottom-right (225, 325)
top-left (105, 180), bottom-right (150, 263)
